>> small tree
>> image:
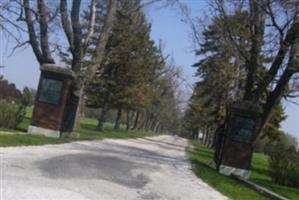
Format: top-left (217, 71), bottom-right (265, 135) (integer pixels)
top-left (22, 87), bottom-right (36, 107)
top-left (0, 77), bottom-right (25, 128)
top-left (86, 0), bottom-right (163, 131)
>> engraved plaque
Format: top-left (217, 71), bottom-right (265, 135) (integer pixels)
top-left (230, 114), bottom-right (255, 144)
top-left (38, 78), bottom-right (63, 105)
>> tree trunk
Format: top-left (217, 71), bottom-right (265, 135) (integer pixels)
top-left (73, 86), bottom-right (84, 130)
top-left (209, 131), bottom-right (215, 148)
top-left (132, 111), bottom-right (140, 130)
top-left (153, 121), bottom-right (160, 133)
top-left (192, 130), bottom-right (199, 140)
top-left (207, 131), bottom-right (212, 148)
top-left (243, 0), bottom-right (265, 100)
top-left (203, 129), bottom-right (209, 146)
top-left (23, 0), bottom-right (46, 65)
top-left (146, 113), bottom-right (155, 131)
top-left (143, 111), bottom-right (150, 130)
top-left (114, 105), bottom-right (122, 130)
top-left (138, 111), bottom-right (146, 130)
top-left (126, 110), bottom-right (132, 131)
top-left (149, 119), bottom-right (155, 131)
top-left (97, 92), bottom-right (109, 131)
top-left (203, 131), bottom-right (207, 145)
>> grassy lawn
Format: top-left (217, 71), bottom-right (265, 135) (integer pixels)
top-left (188, 140), bottom-right (299, 200)
top-left (0, 134), bottom-right (71, 147)
top-left (251, 153), bottom-right (299, 200)
top-left (0, 107), bottom-right (155, 147)
top-left (76, 117), bottom-right (155, 140)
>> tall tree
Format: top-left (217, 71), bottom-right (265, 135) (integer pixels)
top-left (185, 3), bottom-right (291, 146)
top-left (213, 0), bottom-right (299, 137)
top-left (86, 0), bottom-right (162, 131)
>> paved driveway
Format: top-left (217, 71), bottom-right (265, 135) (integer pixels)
top-left (0, 135), bottom-right (228, 200)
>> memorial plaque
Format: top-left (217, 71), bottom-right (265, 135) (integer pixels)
top-left (38, 78), bottom-right (63, 105)
top-left (230, 114), bottom-right (255, 144)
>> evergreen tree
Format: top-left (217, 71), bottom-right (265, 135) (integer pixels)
top-left (86, 0), bottom-right (162, 131)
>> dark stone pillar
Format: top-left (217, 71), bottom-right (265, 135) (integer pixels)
top-left (28, 64), bottom-right (75, 138)
top-left (218, 101), bottom-right (262, 179)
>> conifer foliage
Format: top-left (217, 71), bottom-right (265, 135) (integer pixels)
top-left (86, 0), bottom-right (181, 133)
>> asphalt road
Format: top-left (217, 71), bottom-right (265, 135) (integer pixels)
top-left (0, 135), bottom-right (228, 200)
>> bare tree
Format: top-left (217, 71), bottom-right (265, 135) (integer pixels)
top-left (208, 0), bottom-right (299, 138)
top-left (0, 0), bottom-right (117, 131)
top-left (60, 0), bottom-right (117, 128)
top-left (0, 0), bottom-right (174, 132)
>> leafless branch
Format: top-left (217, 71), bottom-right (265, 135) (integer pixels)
top-left (214, 0), bottom-right (250, 63)
top-left (0, 13), bottom-right (27, 32)
top-left (0, 24), bottom-right (23, 44)
top-left (284, 98), bottom-right (299, 106)
top-left (37, 0), bottom-right (54, 63)
top-left (262, 1), bottom-right (284, 38)
top-left (60, 0), bottom-right (74, 51)
top-left (254, 14), bottom-right (299, 100)
top-left (8, 40), bottom-right (29, 56)
top-left (90, 0), bottom-right (117, 78)
top-left (23, 0), bottom-right (44, 64)
top-left (48, 6), bottom-right (59, 23)
top-left (83, 0), bottom-right (96, 50)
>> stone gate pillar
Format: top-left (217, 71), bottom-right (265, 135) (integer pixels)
top-left (218, 101), bottom-right (261, 179)
top-left (28, 64), bottom-right (76, 138)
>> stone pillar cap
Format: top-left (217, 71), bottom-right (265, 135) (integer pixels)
top-left (41, 64), bottom-right (76, 78)
top-left (231, 100), bottom-right (262, 114)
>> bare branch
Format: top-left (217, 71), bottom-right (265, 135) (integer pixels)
top-left (83, 0), bottom-right (96, 50)
top-left (258, 35), bottom-right (299, 133)
top-left (253, 14), bottom-right (299, 100)
top-left (214, 0), bottom-right (250, 62)
top-left (23, 0), bottom-right (43, 64)
top-left (0, 13), bottom-right (27, 32)
top-left (37, 0), bottom-right (54, 63)
top-left (262, 1), bottom-right (284, 37)
top-left (285, 98), bottom-right (299, 106)
top-left (8, 40), bottom-right (29, 57)
top-left (60, 0), bottom-right (74, 51)
top-left (71, 0), bottom-right (83, 72)
top-left (89, 0), bottom-right (117, 78)
top-left (0, 24), bottom-right (22, 44)
top-left (48, 6), bottom-right (59, 23)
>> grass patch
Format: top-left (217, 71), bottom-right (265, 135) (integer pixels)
top-left (0, 108), bottom-right (155, 147)
top-left (0, 134), bottom-right (71, 147)
top-left (251, 153), bottom-right (299, 200)
top-left (188, 140), bottom-right (299, 200)
top-left (188, 140), bottom-right (268, 200)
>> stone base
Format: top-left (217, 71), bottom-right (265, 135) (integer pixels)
top-left (28, 125), bottom-right (60, 138)
top-left (61, 131), bottom-right (80, 138)
top-left (219, 164), bottom-right (250, 179)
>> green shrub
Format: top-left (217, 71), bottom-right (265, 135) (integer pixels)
top-left (269, 144), bottom-right (299, 187)
top-left (0, 99), bottom-right (25, 129)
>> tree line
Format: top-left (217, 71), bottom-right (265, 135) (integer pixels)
top-left (85, 0), bottom-right (182, 133)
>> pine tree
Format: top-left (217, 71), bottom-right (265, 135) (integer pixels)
top-left (86, 0), bottom-right (162, 131)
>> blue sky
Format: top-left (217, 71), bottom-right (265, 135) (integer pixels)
top-left (0, 0), bottom-right (298, 141)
